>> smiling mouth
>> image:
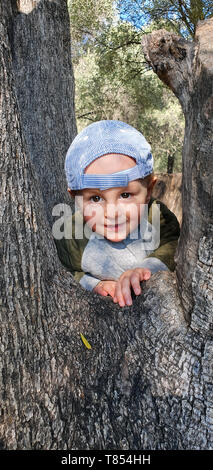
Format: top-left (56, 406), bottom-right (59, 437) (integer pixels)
top-left (104, 222), bottom-right (127, 231)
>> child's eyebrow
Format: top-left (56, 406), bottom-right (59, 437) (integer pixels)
top-left (86, 186), bottom-right (130, 195)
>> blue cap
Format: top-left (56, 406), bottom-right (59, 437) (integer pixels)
top-left (65, 120), bottom-right (153, 190)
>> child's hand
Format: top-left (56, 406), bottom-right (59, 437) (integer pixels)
top-left (93, 280), bottom-right (117, 298)
top-left (113, 268), bottom-right (151, 307)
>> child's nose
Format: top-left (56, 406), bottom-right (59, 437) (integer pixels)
top-left (104, 203), bottom-right (125, 222)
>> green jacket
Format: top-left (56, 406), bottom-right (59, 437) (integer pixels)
top-left (54, 197), bottom-right (180, 283)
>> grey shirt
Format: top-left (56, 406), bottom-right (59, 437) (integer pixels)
top-left (80, 220), bottom-right (168, 291)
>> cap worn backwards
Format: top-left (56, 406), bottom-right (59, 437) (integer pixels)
top-left (65, 120), bottom-right (153, 190)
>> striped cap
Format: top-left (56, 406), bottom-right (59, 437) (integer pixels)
top-left (65, 120), bottom-right (153, 190)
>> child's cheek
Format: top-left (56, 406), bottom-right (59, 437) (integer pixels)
top-left (125, 202), bottom-right (141, 223)
top-left (84, 214), bottom-right (96, 231)
top-left (83, 205), bottom-right (104, 232)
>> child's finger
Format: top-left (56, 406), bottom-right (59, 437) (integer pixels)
top-left (97, 286), bottom-right (108, 296)
top-left (130, 272), bottom-right (141, 295)
top-left (114, 282), bottom-right (126, 307)
top-left (106, 284), bottom-right (116, 298)
top-left (100, 290), bottom-right (108, 297)
top-left (120, 276), bottom-right (133, 306)
top-left (140, 268), bottom-right (151, 280)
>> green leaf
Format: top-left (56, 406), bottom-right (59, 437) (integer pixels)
top-left (80, 333), bottom-right (92, 349)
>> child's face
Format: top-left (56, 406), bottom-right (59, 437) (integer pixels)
top-left (71, 154), bottom-right (154, 242)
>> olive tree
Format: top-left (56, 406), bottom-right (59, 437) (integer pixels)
top-left (0, 0), bottom-right (212, 450)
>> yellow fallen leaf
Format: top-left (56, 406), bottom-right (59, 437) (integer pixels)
top-left (80, 333), bottom-right (92, 350)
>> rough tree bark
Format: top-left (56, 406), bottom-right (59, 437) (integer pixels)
top-left (10, 0), bottom-right (77, 225)
top-left (152, 173), bottom-right (182, 224)
top-left (142, 20), bottom-right (213, 322)
top-left (167, 154), bottom-right (175, 174)
top-left (0, 1), bottom-right (213, 450)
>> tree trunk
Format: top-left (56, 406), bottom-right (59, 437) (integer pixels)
top-left (11, 0), bottom-right (77, 225)
top-left (1, 2), bottom-right (213, 450)
top-left (152, 173), bottom-right (182, 224)
top-left (142, 19), bottom-right (213, 324)
top-left (167, 154), bottom-right (175, 174)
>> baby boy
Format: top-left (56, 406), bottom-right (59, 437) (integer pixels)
top-left (55, 120), bottom-right (180, 307)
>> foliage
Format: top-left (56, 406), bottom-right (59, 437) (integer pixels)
top-left (118, 0), bottom-right (213, 37)
top-left (68, 0), bottom-right (188, 172)
top-left (74, 46), bottom-right (184, 172)
top-left (141, 87), bottom-right (184, 172)
top-left (67, 0), bottom-right (115, 43)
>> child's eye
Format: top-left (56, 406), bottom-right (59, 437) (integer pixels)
top-left (90, 195), bottom-right (102, 203)
top-left (120, 192), bottom-right (131, 199)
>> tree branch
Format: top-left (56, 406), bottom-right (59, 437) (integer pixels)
top-left (142, 29), bottom-right (193, 112)
top-left (1, 1), bottom-right (213, 451)
top-left (142, 19), bottom-right (213, 320)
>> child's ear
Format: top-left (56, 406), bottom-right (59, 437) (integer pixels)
top-left (146, 177), bottom-right (157, 203)
top-left (67, 188), bottom-right (76, 198)
top-left (150, 176), bottom-right (157, 191)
